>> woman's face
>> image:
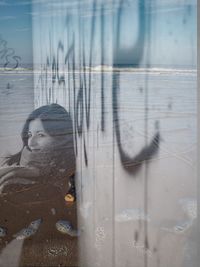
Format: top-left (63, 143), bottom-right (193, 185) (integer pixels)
top-left (27, 119), bottom-right (55, 151)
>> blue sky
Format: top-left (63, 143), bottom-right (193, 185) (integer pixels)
top-left (0, 0), bottom-right (33, 65)
top-left (0, 0), bottom-right (197, 68)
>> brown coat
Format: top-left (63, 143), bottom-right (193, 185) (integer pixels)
top-left (0, 182), bottom-right (79, 267)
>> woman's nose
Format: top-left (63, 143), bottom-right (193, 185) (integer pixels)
top-left (28, 135), bottom-right (38, 149)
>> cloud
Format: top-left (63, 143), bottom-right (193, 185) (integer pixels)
top-left (30, 6), bottom-right (116, 20)
top-left (0, 16), bottom-right (16, 20)
top-left (47, 1), bottom-right (86, 8)
top-left (80, 8), bottom-right (117, 18)
top-left (147, 5), bottom-right (193, 14)
top-left (16, 28), bottom-right (30, 32)
top-left (0, 0), bottom-right (9, 6)
top-left (26, 0), bottom-right (197, 19)
top-left (14, 0), bottom-right (197, 8)
top-left (147, 0), bottom-right (196, 8)
top-left (14, 0), bottom-right (48, 6)
top-left (34, 0), bottom-right (121, 19)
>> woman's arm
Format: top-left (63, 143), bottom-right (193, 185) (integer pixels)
top-left (0, 166), bottom-right (40, 192)
top-left (0, 166), bottom-right (40, 178)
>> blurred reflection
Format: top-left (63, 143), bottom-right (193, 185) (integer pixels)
top-left (0, 104), bottom-right (78, 266)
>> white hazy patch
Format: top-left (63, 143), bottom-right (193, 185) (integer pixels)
top-left (115, 208), bottom-right (149, 222)
top-left (51, 208), bottom-right (56, 215)
top-left (79, 202), bottom-right (92, 219)
top-left (162, 220), bottom-right (193, 234)
top-left (161, 197), bottom-right (197, 234)
top-left (13, 219), bottom-right (42, 240)
top-left (88, 65), bottom-right (197, 75)
top-left (0, 239), bottom-right (24, 267)
top-left (173, 221), bottom-right (193, 233)
top-left (178, 197), bottom-right (197, 220)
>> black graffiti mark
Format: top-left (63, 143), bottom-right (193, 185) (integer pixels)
top-left (0, 36), bottom-right (21, 69)
top-left (84, 137), bottom-right (88, 166)
top-left (57, 41), bottom-right (65, 85)
top-left (112, 72), bottom-right (160, 175)
top-left (76, 80), bottom-right (84, 136)
top-left (100, 5), bottom-right (105, 132)
top-left (72, 35), bottom-right (78, 157)
top-left (36, 3), bottom-right (96, 165)
top-left (36, 0), bottom-right (160, 173)
top-left (113, 0), bottom-right (146, 67)
top-left (78, 0), bottom-right (97, 131)
top-left (112, 0), bottom-right (160, 174)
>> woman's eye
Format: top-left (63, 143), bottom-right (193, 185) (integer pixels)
top-left (38, 133), bottom-right (45, 137)
top-left (27, 132), bottom-right (32, 138)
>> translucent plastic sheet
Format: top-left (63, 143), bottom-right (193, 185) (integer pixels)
top-left (0, 0), bottom-right (197, 266)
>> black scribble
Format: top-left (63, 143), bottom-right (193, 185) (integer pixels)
top-left (0, 35), bottom-right (21, 70)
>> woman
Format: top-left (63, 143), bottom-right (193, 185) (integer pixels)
top-left (0, 104), bottom-right (78, 266)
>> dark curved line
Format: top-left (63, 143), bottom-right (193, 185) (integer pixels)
top-left (113, 0), bottom-right (145, 67)
top-left (76, 83), bottom-right (84, 136)
top-left (112, 72), bottom-right (160, 174)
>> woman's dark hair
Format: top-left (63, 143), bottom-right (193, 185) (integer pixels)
top-left (4, 104), bottom-right (75, 166)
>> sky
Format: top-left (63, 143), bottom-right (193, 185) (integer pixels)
top-left (0, 0), bottom-right (33, 66)
top-left (0, 0), bottom-right (197, 68)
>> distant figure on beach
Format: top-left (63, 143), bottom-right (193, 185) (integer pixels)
top-left (0, 104), bottom-right (78, 266)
